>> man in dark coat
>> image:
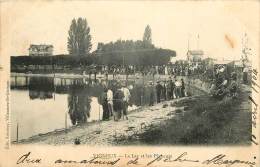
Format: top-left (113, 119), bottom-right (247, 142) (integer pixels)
top-left (181, 78), bottom-right (185, 97)
top-left (101, 88), bottom-right (109, 120)
top-left (155, 81), bottom-right (163, 103)
top-left (113, 85), bottom-right (124, 121)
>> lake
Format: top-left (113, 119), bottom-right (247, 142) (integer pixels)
top-left (10, 75), bottom-right (155, 142)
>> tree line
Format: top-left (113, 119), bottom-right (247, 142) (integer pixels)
top-left (11, 48), bottom-right (175, 67)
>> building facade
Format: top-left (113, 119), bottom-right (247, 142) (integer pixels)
top-left (187, 50), bottom-right (204, 63)
top-left (28, 44), bottom-right (53, 56)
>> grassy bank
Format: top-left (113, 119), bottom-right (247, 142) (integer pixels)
top-left (118, 87), bottom-right (251, 145)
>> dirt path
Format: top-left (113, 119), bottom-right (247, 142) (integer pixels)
top-left (17, 98), bottom-right (189, 145)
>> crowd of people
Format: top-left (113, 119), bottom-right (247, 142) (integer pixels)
top-left (154, 77), bottom-right (186, 104)
top-left (100, 76), bottom-right (187, 122)
top-left (88, 63), bottom-right (208, 78)
top-left (96, 60), bottom-right (250, 122)
top-left (101, 82), bottom-right (131, 121)
top-left (209, 66), bottom-right (239, 99)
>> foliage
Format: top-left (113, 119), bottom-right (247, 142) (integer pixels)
top-left (67, 18), bottom-right (92, 56)
top-left (94, 39), bottom-right (176, 66)
top-left (12, 36), bottom-right (176, 67)
top-left (143, 25), bottom-right (152, 46)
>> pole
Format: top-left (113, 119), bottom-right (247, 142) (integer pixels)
top-left (123, 54), bottom-right (125, 70)
top-left (16, 122), bottom-right (19, 143)
top-left (65, 111), bottom-right (67, 133)
top-left (15, 76), bottom-right (17, 87)
top-left (98, 97), bottom-right (101, 121)
top-left (141, 74), bottom-right (144, 106)
top-left (53, 78), bottom-right (56, 100)
top-left (197, 34), bottom-right (200, 50)
top-left (25, 76), bottom-right (28, 86)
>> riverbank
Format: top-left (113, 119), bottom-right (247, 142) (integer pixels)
top-left (13, 83), bottom-right (251, 145)
top-left (14, 97), bottom-right (192, 145)
top-left (117, 84), bottom-right (252, 145)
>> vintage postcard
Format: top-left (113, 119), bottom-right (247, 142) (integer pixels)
top-left (0, 0), bottom-right (259, 167)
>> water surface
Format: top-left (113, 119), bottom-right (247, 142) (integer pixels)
top-left (11, 76), bottom-right (151, 141)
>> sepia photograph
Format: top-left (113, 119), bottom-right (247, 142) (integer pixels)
top-left (7, 1), bottom-right (256, 147)
top-left (1, 1), bottom-right (259, 167)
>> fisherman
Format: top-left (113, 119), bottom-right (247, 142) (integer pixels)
top-left (113, 83), bottom-right (124, 121)
top-left (170, 78), bottom-right (176, 99)
top-left (148, 81), bottom-right (155, 106)
top-left (101, 88), bottom-right (109, 121)
top-left (120, 82), bottom-right (131, 120)
top-left (162, 81), bottom-right (167, 101)
top-left (155, 81), bottom-right (163, 103)
top-left (181, 78), bottom-right (185, 97)
top-left (174, 79), bottom-right (181, 98)
top-left (107, 87), bottom-right (114, 117)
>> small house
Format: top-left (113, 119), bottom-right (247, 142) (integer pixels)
top-left (28, 44), bottom-right (53, 56)
top-left (187, 50), bottom-right (204, 63)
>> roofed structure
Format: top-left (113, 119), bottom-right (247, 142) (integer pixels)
top-left (29, 44), bottom-right (53, 56)
top-left (187, 50), bottom-right (204, 62)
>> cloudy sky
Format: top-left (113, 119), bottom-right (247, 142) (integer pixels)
top-left (1, 1), bottom-right (259, 61)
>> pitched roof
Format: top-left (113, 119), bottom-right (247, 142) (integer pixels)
top-left (29, 44), bottom-right (53, 51)
top-left (187, 50), bottom-right (204, 55)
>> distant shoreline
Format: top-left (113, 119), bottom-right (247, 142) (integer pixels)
top-left (11, 72), bottom-right (172, 81)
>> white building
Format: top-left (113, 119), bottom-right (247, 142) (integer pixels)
top-left (28, 44), bottom-right (53, 56)
top-left (187, 50), bottom-right (204, 63)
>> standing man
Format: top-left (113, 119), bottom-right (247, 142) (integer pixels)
top-left (167, 79), bottom-right (172, 100)
top-left (148, 81), bottom-right (155, 106)
top-left (107, 87), bottom-right (114, 117)
top-left (170, 78), bottom-right (175, 99)
top-left (229, 73), bottom-right (238, 98)
top-left (175, 79), bottom-right (181, 98)
top-left (101, 88), bottom-right (109, 121)
top-left (105, 67), bottom-right (109, 81)
top-left (113, 83), bottom-right (124, 121)
top-left (243, 66), bottom-right (248, 84)
top-left (121, 83), bottom-right (131, 120)
top-left (162, 81), bottom-right (167, 101)
top-left (155, 81), bottom-right (163, 103)
top-left (181, 78), bottom-right (185, 97)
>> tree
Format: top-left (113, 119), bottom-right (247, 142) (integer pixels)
top-left (67, 18), bottom-right (92, 56)
top-left (143, 25), bottom-right (152, 45)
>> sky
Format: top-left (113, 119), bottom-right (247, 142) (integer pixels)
top-left (1, 1), bottom-right (259, 61)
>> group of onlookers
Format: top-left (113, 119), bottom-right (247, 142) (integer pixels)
top-left (100, 77), bottom-right (186, 121)
top-left (209, 71), bottom-right (238, 99)
top-left (101, 83), bottom-right (131, 121)
top-left (154, 77), bottom-right (186, 104)
top-left (91, 64), bottom-right (204, 78)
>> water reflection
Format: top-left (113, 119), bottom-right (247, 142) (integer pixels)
top-left (68, 80), bottom-right (92, 125)
top-left (28, 77), bottom-right (54, 100)
top-left (27, 77), bottom-right (105, 125)
top-left (11, 76), bottom-right (154, 107)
